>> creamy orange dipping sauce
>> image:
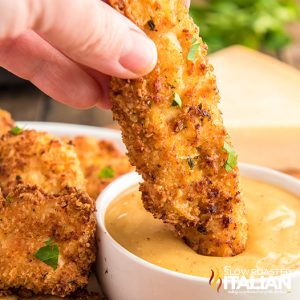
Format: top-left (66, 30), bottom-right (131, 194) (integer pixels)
top-left (105, 178), bottom-right (300, 278)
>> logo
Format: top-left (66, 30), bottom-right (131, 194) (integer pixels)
top-left (209, 269), bottom-right (223, 293)
top-left (208, 266), bottom-right (292, 295)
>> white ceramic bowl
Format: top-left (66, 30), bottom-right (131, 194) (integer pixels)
top-left (96, 163), bottom-right (300, 300)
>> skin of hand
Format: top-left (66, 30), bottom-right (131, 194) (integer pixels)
top-left (0, 0), bottom-right (189, 109)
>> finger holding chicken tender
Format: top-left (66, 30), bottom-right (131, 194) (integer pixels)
top-left (73, 136), bottom-right (133, 199)
top-left (0, 185), bottom-right (96, 297)
top-left (109, 0), bottom-right (248, 256)
top-left (0, 109), bottom-right (15, 136)
top-left (0, 130), bottom-right (85, 195)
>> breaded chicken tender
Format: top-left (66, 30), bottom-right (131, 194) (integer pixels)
top-left (0, 109), bottom-right (15, 136)
top-left (0, 130), bottom-right (86, 195)
top-left (73, 136), bottom-right (133, 199)
top-left (0, 129), bottom-right (96, 296)
top-left (109, 0), bottom-right (248, 256)
top-left (0, 185), bottom-right (96, 297)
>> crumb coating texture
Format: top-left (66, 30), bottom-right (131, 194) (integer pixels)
top-left (109, 0), bottom-right (248, 256)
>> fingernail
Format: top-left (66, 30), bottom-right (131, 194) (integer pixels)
top-left (119, 29), bottom-right (157, 76)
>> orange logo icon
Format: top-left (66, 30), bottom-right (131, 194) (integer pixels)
top-left (209, 269), bottom-right (223, 293)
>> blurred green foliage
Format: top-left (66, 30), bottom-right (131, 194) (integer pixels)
top-left (190, 0), bottom-right (300, 53)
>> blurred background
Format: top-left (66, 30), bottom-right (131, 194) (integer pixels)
top-left (0, 0), bottom-right (299, 127)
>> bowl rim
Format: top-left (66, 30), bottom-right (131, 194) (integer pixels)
top-left (96, 163), bottom-right (300, 283)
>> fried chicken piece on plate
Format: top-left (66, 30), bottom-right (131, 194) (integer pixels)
top-left (0, 129), bottom-right (96, 297)
top-left (73, 136), bottom-right (133, 199)
top-left (0, 130), bottom-right (86, 195)
top-left (0, 109), bottom-right (15, 136)
top-left (108, 0), bottom-right (248, 256)
top-left (0, 185), bottom-right (96, 297)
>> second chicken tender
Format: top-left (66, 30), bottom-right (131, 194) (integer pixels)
top-left (0, 130), bottom-right (86, 195)
top-left (109, 0), bottom-right (248, 256)
top-left (0, 185), bottom-right (96, 297)
top-left (73, 136), bottom-right (133, 199)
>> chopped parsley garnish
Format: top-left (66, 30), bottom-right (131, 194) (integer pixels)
top-left (187, 37), bottom-right (200, 61)
top-left (98, 167), bottom-right (115, 179)
top-left (223, 142), bottom-right (238, 172)
top-left (147, 19), bottom-right (156, 31)
top-left (35, 239), bottom-right (59, 270)
top-left (10, 126), bottom-right (23, 136)
top-left (172, 93), bottom-right (182, 107)
top-left (187, 157), bottom-right (195, 169)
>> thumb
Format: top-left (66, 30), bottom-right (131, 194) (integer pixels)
top-left (1, 0), bottom-right (157, 79)
top-left (38, 0), bottom-right (158, 79)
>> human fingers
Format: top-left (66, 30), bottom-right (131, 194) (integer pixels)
top-left (0, 0), bottom-right (158, 79)
top-left (0, 31), bottom-right (103, 108)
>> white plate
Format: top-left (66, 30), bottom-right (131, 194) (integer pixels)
top-left (17, 121), bottom-right (125, 152)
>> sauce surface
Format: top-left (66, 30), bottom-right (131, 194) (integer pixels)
top-left (106, 178), bottom-right (300, 278)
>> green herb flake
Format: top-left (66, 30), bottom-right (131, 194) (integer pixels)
top-left (187, 157), bottom-right (195, 170)
top-left (34, 239), bottom-right (59, 270)
top-left (10, 127), bottom-right (23, 136)
top-left (172, 93), bottom-right (182, 108)
top-left (223, 142), bottom-right (238, 173)
top-left (187, 37), bottom-right (200, 61)
top-left (147, 19), bottom-right (156, 31)
top-left (98, 167), bottom-right (115, 179)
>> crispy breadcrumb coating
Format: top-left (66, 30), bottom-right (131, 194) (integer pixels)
top-left (108, 0), bottom-right (248, 256)
top-left (0, 185), bottom-right (96, 297)
top-left (72, 136), bottom-right (133, 199)
top-left (0, 109), bottom-right (15, 136)
top-left (0, 129), bottom-right (96, 296)
top-left (0, 130), bottom-right (86, 195)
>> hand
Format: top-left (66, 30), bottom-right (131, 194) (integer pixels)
top-left (0, 0), bottom-right (189, 109)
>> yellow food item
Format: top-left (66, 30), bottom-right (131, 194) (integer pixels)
top-left (109, 0), bottom-right (247, 256)
top-left (73, 136), bottom-right (133, 199)
top-left (106, 178), bottom-right (300, 277)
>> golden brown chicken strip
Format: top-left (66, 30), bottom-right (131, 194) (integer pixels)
top-left (109, 0), bottom-right (248, 256)
top-left (0, 185), bottom-right (96, 297)
top-left (73, 136), bottom-right (133, 199)
top-left (0, 129), bottom-right (96, 296)
top-left (0, 130), bottom-right (86, 195)
top-left (0, 109), bottom-right (15, 136)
